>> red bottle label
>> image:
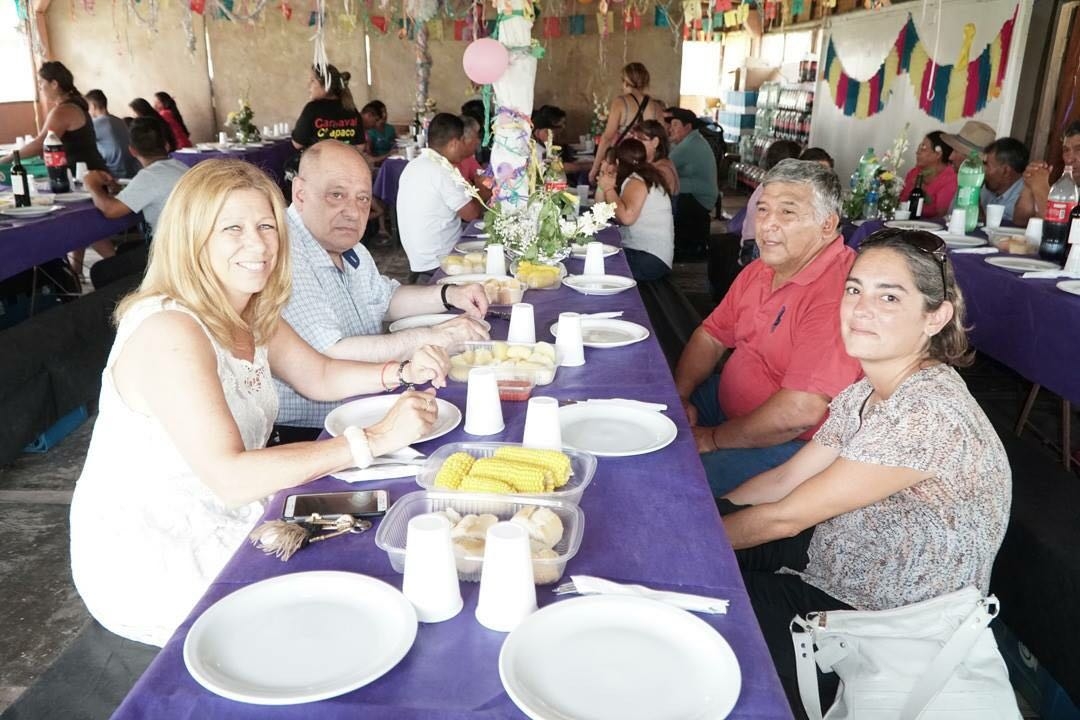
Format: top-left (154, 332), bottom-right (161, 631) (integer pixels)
top-left (1046, 200), bottom-right (1076, 223)
top-left (44, 148), bottom-right (67, 169)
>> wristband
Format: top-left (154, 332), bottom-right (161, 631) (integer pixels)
top-left (343, 426), bottom-right (374, 469)
top-left (440, 283), bottom-right (454, 311)
top-left (396, 360), bottom-right (412, 388)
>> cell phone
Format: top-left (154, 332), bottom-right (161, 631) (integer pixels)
top-left (282, 490), bottom-right (389, 522)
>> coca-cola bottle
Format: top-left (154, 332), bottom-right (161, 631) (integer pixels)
top-left (1039, 166), bottom-right (1078, 264)
top-left (43, 131), bottom-right (70, 193)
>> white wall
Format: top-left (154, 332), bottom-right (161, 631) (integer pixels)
top-left (809, 0), bottom-right (1031, 180)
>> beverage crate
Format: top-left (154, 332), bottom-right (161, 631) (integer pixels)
top-left (23, 405), bottom-right (88, 453)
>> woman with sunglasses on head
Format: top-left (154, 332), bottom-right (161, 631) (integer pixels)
top-left (629, 120), bottom-right (679, 198)
top-left (721, 229), bottom-right (1011, 716)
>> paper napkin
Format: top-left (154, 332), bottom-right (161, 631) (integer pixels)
top-left (583, 398), bottom-right (667, 413)
top-left (951, 247), bottom-right (999, 254)
top-left (1021, 270), bottom-right (1080, 280)
top-left (331, 447), bottom-right (424, 483)
top-left (570, 575), bottom-right (729, 614)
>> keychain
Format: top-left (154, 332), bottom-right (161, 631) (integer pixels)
top-left (248, 513), bottom-right (373, 561)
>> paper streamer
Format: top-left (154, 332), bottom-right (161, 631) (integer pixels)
top-left (822, 6), bottom-right (1017, 121)
top-left (569, 13), bottom-right (585, 33)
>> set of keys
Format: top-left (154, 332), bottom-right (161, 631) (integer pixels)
top-left (248, 513), bottom-right (373, 561)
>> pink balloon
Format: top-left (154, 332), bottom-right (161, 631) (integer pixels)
top-left (463, 38), bottom-right (510, 85)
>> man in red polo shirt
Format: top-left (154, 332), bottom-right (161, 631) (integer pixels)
top-left (675, 159), bottom-right (862, 497)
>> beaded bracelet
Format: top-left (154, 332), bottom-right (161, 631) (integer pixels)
top-left (343, 426), bottom-right (374, 469)
top-left (396, 360), bottom-right (412, 388)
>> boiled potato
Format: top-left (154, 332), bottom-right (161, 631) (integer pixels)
top-left (506, 345), bottom-right (532, 360)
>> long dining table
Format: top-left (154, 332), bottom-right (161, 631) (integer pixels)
top-left (0, 195), bottom-right (139, 282)
top-left (111, 225), bottom-right (792, 719)
top-left (171, 139), bottom-right (295, 186)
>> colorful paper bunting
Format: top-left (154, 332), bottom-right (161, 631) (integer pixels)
top-left (569, 13), bottom-right (585, 33)
top-left (189, 0), bottom-right (205, 14)
top-left (714, 0), bottom-right (732, 9)
top-left (653, 5), bottom-right (669, 26)
top-left (823, 6), bottom-right (1017, 121)
top-left (371, 14), bottom-right (387, 31)
top-left (542, 16), bottom-right (560, 36)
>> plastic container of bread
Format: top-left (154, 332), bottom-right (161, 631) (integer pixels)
top-left (416, 441), bottom-right (598, 505)
top-left (375, 489), bottom-right (585, 584)
top-left (448, 340), bottom-right (561, 385)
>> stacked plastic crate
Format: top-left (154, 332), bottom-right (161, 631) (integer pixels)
top-left (718, 90), bottom-right (758, 152)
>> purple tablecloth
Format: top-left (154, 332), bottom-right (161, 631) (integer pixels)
top-left (373, 157), bottom-right (409, 207)
top-left (171, 140), bottom-right (295, 186)
top-left (112, 227), bottom-right (791, 719)
top-left (0, 199), bottom-right (139, 282)
top-left (845, 219), bottom-right (1080, 403)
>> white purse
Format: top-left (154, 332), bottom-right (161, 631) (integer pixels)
top-left (790, 586), bottom-right (1020, 720)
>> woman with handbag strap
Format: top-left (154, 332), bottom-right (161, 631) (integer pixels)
top-left (722, 228), bottom-right (1012, 718)
top-left (588, 62), bottom-right (666, 183)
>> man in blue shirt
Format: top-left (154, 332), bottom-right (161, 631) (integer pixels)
top-left (666, 107), bottom-right (718, 261)
top-left (980, 137), bottom-right (1027, 224)
top-left (86, 90), bottom-right (139, 179)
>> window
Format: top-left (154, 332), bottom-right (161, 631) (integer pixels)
top-left (680, 41), bottom-right (724, 98)
top-left (0, 2), bottom-right (35, 103)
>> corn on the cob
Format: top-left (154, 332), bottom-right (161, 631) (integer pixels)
top-left (459, 475), bottom-right (515, 494)
top-left (469, 457), bottom-right (547, 493)
top-left (493, 447), bottom-right (572, 487)
top-left (434, 452), bottom-right (474, 489)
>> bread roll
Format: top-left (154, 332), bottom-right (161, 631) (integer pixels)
top-left (531, 547), bottom-right (561, 584)
top-left (510, 506), bottom-right (564, 548)
top-left (453, 536), bottom-right (485, 575)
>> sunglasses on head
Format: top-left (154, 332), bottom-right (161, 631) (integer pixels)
top-left (861, 228), bottom-right (948, 297)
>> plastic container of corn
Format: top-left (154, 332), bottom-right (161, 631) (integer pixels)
top-left (510, 260), bottom-right (567, 290)
top-left (375, 489), bottom-right (585, 583)
top-left (415, 441), bottom-right (597, 505)
top-left (448, 340), bottom-right (561, 385)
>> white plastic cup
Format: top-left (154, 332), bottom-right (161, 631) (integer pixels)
top-left (522, 396), bottom-right (563, 450)
top-left (554, 312), bottom-right (585, 367)
top-left (218, 131), bottom-right (228, 145)
top-left (584, 138), bottom-right (595, 153)
top-left (475, 522), bottom-right (537, 632)
top-left (948, 209), bottom-right (966, 235)
top-left (402, 513), bottom-right (463, 623)
top-left (282, 122), bottom-right (290, 134)
top-left (262, 125), bottom-right (271, 138)
top-left (74, 162), bottom-right (88, 184)
top-left (892, 209), bottom-right (911, 221)
top-left (506, 302), bottom-right (535, 344)
top-left (485, 244), bottom-right (507, 276)
top-left (985, 204), bottom-right (1005, 229)
top-left (405, 145), bottom-right (418, 160)
top-left (575, 184), bottom-right (590, 205)
top-left (583, 242), bottom-right (606, 276)
top-left (464, 367), bottom-right (504, 436)
top-left (1025, 218), bottom-right (1044, 253)
top-left (23, 134), bottom-right (33, 145)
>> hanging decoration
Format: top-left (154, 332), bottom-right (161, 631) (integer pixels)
top-left (822, 5), bottom-right (1018, 121)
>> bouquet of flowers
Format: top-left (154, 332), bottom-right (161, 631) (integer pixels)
top-left (589, 93), bottom-right (609, 141)
top-left (428, 141), bottom-right (615, 263)
top-left (843, 123), bottom-right (909, 221)
top-left (226, 99), bottom-right (260, 143)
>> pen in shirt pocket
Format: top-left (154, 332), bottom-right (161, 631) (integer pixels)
top-left (770, 306), bottom-right (786, 333)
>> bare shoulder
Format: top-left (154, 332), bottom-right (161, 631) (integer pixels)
top-left (121, 309), bottom-right (216, 366)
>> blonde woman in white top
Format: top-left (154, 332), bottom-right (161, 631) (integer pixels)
top-left (70, 159), bottom-right (449, 646)
top-left (597, 138), bottom-right (675, 281)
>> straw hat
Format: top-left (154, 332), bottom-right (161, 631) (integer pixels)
top-left (941, 121), bottom-right (996, 156)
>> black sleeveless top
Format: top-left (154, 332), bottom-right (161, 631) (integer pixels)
top-left (59, 99), bottom-right (108, 172)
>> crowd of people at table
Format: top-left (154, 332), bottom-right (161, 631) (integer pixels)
top-left (10, 54), bottom-right (1072, 716)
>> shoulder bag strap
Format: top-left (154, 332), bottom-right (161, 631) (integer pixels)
top-left (614, 94), bottom-right (650, 147)
top-left (791, 616), bottom-right (825, 720)
top-left (899, 597), bottom-right (998, 720)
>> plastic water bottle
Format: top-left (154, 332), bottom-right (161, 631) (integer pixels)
top-left (955, 152), bottom-right (985, 233)
top-left (857, 147), bottom-right (879, 183)
top-left (864, 187), bottom-right (880, 220)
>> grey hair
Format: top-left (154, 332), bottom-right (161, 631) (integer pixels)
top-left (761, 158), bottom-right (842, 223)
top-left (460, 115), bottom-right (481, 138)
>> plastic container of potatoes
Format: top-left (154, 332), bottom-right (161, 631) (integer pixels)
top-left (448, 340), bottom-right (560, 385)
top-left (439, 252), bottom-right (486, 276)
top-left (415, 441), bottom-right (598, 506)
top-left (375, 489), bottom-right (585, 584)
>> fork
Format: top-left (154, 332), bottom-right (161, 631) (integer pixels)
top-left (553, 581), bottom-right (581, 596)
